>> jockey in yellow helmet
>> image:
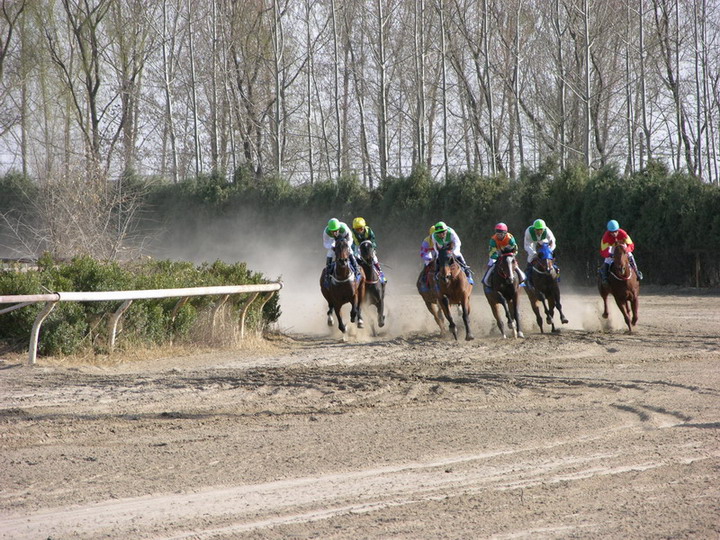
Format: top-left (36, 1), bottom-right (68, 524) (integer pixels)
top-left (351, 217), bottom-right (385, 282)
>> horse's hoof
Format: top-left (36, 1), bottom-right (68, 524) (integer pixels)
top-left (517, 331), bottom-right (525, 338)
top-left (358, 320), bottom-right (364, 329)
top-left (327, 318), bottom-right (334, 326)
top-left (546, 317), bottom-right (552, 324)
top-left (602, 313), bottom-right (609, 319)
top-left (561, 318), bottom-right (568, 324)
top-left (378, 320), bottom-right (385, 328)
top-left (465, 334), bottom-right (474, 341)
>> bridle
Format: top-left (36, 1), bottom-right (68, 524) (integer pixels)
top-left (495, 252), bottom-right (516, 283)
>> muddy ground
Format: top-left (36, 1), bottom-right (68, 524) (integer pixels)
top-left (0, 286), bottom-right (719, 539)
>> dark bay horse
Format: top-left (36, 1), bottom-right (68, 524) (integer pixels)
top-left (358, 240), bottom-right (385, 330)
top-left (416, 260), bottom-right (446, 335)
top-left (599, 243), bottom-right (639, 333)
top-left (525, 242), bottom-right (568, 333)
top-left (485, 249), bottom-right (523, 338)
top-left (320, 239), bottom-right (365, 334)
top-left (435, 246), bottom-right (474, 340)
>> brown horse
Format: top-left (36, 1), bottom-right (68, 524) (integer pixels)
top-left (358, 240), bottom-right (386, 331)
top-left (416, 260), bottom-right (446, 335)
top-left (320, 239), bottom-right (365, 334)
top-left (485, 249), bottom-right (523, 338)
top-left (435, 246), bottom-right (474, 340)
top-left (525, 242), bottom-right (568, 333)
top-left (599, 243), bottom-right (640, 333)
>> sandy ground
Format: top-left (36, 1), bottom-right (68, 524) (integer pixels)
top-left (0, 283), bottom-right (719, 539)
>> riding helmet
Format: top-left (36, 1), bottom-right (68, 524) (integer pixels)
top-left (495, 222), bottom-right (508, 232)
top-left (533, 218), bottom-right (546, 230)
top-left (327, 218), bottom-right (341, 231)
top-left (434, 221), bottom-right (448, 233)
top-left (607, 219), bottom-right (620, 231)
top-left (352, 217), bottom-right (366, 230)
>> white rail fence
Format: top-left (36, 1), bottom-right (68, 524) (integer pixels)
top-left (0, 283), bottom-right (283, 365)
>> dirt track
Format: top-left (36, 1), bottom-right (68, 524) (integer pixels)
top-left (1, 288), bottom-right (719, 539)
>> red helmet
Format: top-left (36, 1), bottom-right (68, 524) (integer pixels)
top-left (495, 222), bottom-right (508, 232)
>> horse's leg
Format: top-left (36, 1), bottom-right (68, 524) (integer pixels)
top-left (554, 286), bottom-right (569, 324)
top-left (630, 293), bottom-right (639, 326)
top-left (537, 289), bottom-right (554, 326)
top-left (490, 301), bottom-right (507, 338)
top-left (600, 288), bottom-right (610, 319)
top-left (377, 284), bottom-right (386, 327)
top-left (494, 293), bottom-right (513, 338)
top-left (327, 303), bottom-right (334, 326)
top-left (614, 295), bottom-right (632, 333)
top-left (334, 304), bottom-right (346, 334)
top-left (462, 296), bottom-right (474, 341)
top-left (511, 295), bottom-right (523, 338)
top-left (441, 295), bottom-right (457, 340)
top-left (351, 297), bottom-right (364, 329)
top-left (526, 289), bottom-right (544, 333)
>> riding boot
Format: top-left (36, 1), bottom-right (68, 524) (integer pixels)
top-left (516, 267), bottom-right (527, 285)
top-left (456, 254), bottom-right (474, 284)
top-left (600, 262), bottom-right (610, 284)
top-left (525, 263), bottom-right (533, 289)
top-left (629, 256), bottom-right (643, 279)
top-left (325, 257), bottom-right (333, 285)
top-left (349, 254), bottom-right (360, 279)
top-left (482, 265), bottom-right (492, 287)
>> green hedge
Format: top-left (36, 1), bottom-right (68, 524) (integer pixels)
top-left (140, 162), bottom-right (720, 286)
top-left (0, 255), bottom-right (280, 355)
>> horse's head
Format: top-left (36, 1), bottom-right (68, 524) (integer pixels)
top-left (495, 250), bottom-right (516, 285)
top-left (359, 240), bottom-right (374, 263)
top-left (612, 242), bottom-right (630, 277)
top-left (333, 239), bottom-right (351, 269)
top-left (436, 246), bottom-right (455, 284)
top-left (533, 242), bottom-right (556, 277)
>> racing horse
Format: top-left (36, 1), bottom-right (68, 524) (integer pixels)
top-left (320, 238), bottom-right (365, 334)
top-left (599, 242), bottom-right (639, 333)
top-left (485, 247), bottom-right (523, 338)
top-left (525, 242), bottom-right (568, 333)
top-left (416, 259), bottom-right (446, 335)
top-left (358, 240), bottom-right (385, 330)
top-left (434, 246), bottom-right (474, 340)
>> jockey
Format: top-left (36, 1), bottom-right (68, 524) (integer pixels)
top-left (420, 225), bottom-right (437, 267)
top-left (523, 218), bottom-right (557, 288)
top-left (323, 217), bottom-right (359, 277)
top-left (351, 217), bottom-right (385, 282)
top-left (600, 219), bottom-right (643, 283)
top-left (431, 221), bottom-right (474, 284)
top-left (482, 222), bottom-right (526, 287)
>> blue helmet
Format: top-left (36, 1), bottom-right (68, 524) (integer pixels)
top-left (607, 219), bottom-right (620, 232)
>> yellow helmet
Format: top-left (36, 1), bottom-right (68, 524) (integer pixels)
top-left (352, 217), bottom-right (366, 229)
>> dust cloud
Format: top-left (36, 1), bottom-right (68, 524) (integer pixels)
top-left (150, 214), bottom-right (621, 339)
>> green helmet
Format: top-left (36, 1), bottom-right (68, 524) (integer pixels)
top-left (533, 218), bottom-right (546, 230)
top-left (434, 221), bottom-right (448, 233)
top-left (327, 218), bottom-right (341, 232)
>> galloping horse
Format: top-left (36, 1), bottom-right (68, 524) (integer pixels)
top-left (417, 260), bottom-right (446, 335)
top-left (485, 247), bottom-right (523, 338)
top-left (599, 242), bottom-right (639, 333)
top-left (525, 242), bottom-right (568, 333)
top-left (358, 240), bottom-right (385, 330)
top-left (435, 246), bottom-right (474, 340)
top-left (320, 239), bottom-right (365, 334)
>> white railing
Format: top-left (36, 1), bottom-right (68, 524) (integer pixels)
top-left (0, 283), bottom-right (283, 365)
